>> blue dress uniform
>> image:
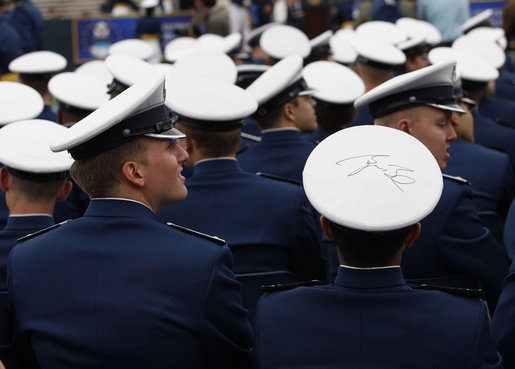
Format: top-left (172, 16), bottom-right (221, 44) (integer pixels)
top-left (156, 159), bottom-right (325, 281)
top-left (237, 129), bottom-right (315, 182)
top-left (254, 266), bottom-right (503, 369)
top-left (402, 175), bottom-right (509, 310)
top-left (36, 104), bottom-right (57, 122)
top-left (495, 70), bottom-right (515, 103)
top-left (1, 199), bottom-right (253, 368)
top-left (0, 22), bottom-right (21, 75)
top-left (491, 257), bottom-right (515, 368)
top-left (0, 215), bottom-right (54, 291)
top-left (479, 95), bottom-right (515, 126)
top-left (473, 108), bottom-right (515, 173)
top-left (445, 139), bottom-right (515, 218)
top-left (303, 127), bottom-right (338, 145)
top-left (350, 104), bottom-right (374, 126)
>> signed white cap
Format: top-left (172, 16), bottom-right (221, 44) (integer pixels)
top-left (303, 125), bottom-right (442, 231)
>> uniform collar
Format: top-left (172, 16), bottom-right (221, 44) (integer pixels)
top-left (260, 128), bottom-right (304, 142)
top-left (334, 265), bottom-right (409, 289)
top-left (193, 158), bottom-right (241, 175)
top-left (84, 198), bottom-right (156, 218)
top-left (5, 214), bottom-right (54, 231)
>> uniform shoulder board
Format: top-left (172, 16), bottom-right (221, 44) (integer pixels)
top-left (442, 173), bottom-right (470, 185)
top-left (411, 283), bottom-right (485, 299)
top-left (240, 132), bottom-right (262, 142)
top-left (165, 222), bottom-right (226, 245)
top-left (256, 172), bottom-right (301, 185)
top-left (17, 220), bottom-right (70, 243)
top-left (260, 279), bottom-right (326, 292)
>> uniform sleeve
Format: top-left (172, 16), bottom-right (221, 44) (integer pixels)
top-left (499, 157), bottom-right (515, 219)
top-left (470, 299), bottom-right (504, 369)
top-left (201, 245), bottom-right (253, 369)
top-left (439, 184), bottom-right (509, 311)
top-left (491, 259), bottom-right (515, 368)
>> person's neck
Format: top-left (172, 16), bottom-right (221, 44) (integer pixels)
top-left (8, 201), bottom-right (55, 216)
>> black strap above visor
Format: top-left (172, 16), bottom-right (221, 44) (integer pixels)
top-left (172, 113), bottom-right (244, 132)
top-left (58, 102), bottom-right (94, 119)
top-left (106, 78), bottom-right (130, 95)
top-left (253, 77), bottom-right (310, 119)
top-left (402, 44), bottom-right (429, 59)
top-left (69, 104), bottom-right (174, 160)
top-left (369, 85), bottom-right (458, 118)
top-left (356, 55), bottom-right (399, 71)
top-left (461, 79), bottom-right (488, 92)
top-left (5, 166), bottom-right (69, 182)
top-left (19, 72), bottom-right (55, 81)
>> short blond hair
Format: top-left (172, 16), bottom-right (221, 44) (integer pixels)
top-left (70, 138), bottom-right (150, 198)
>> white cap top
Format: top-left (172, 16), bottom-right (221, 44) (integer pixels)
top-left (170, 49), bottom-right (237, 84)
top-left (245, 22), bottom-right (280, 47)
top-left (48, 72), bottom-right (110, 112)
top-left (247, 54), bottom-right (308, 105)
top-left (428, 47), bottom-right (499, 82)
top-left (9, 51), bottom-right (67, 74)
top-left (50, 71), bottom-right (184, 159)
top-left (354, 60), bottom-right (465, 117)
top-left (396, 34), bottom-right (426, 51)
top-left (452, 35), bottom-right (505, 69)
top-left (355, 20), bottom-right (408, 44)
top-left (330, 28), bottom-right (358, 64)
top-left (302, 61), bottom-right (364, 104)
top-left (459, 9), bottom-right (493, 33)
top-left (105, 54), bottom-right (154, 88)
top-left (141, 0), bottom-right (158, 8)
top-left (0, 119), bottom-right (73, 174)
top-left (467, 27), bottom-right (507, 50)
top-left (197, 33), bottom-right (225, 50)
top-left (164, 37), bottom-right (199, 62)
top-left (0, 82), bottom-right (44, 125)
top-left (260, 24), bottom-right (311, 59)
top-left (310, 30), bottom-right (333, 50)
top-left (108, 38), bottom-right (155, 61)
top-left (165, 77), bottom-right (257, 128)
top-left (75, 60), bottom-right (113, 88)
top-left (396, 17), bottom-right (442, 45)
top-left (352, 35), bottom-right (406, 67)
top-left (303, 125), bottom-right (442, 231)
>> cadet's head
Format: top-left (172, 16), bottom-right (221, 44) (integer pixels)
top-left (303, 125), bottom-right (443, 267)
top-left (105, 54), bottom-right (154, 98)
top-left (8, 51), bottom-right (67, 99)
top-left (51, 72), bottom-right (188, 212)
top-left (0, 120), bottom-right (73, 210)
top-left (48, 72), bottom-right (110, 126)
top-left (247, 55), bottom-right (317, 132)
top-left (259, 25), bottom-right (311, 65)
top-left (302, 60), bottom-right (365, 131)
top-left (0, 82), bottom-right (44, 125)
top-left (165, 77), bottom-right (257, 166)
top-left (351, 26), bottom-right (406, 90)
top-left (355, 61), bottom-right (464, 170)
top-left (451, 81), bottom-right (476, 143)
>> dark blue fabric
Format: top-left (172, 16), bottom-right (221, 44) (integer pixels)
top-left (0, 21), bottom-right (22, 75)
top-left (350, 104), bottom-right (374, 127)
top-left (495, 71), bottom-right (515, 102)
top-left (445, 139), bottom-right (515, 218)
top-left (402, 176), bottom-right (509, 311)
top-left (479, 95), bottom-right (515, 125)
top-left (370, 0), bottom-right (402, 22)
top-left (237, 129), bottom-right (315, 182)
top-left (0, 193), bottom-right (7, 231)
top-left (9, 1), bottom-right (43, 53)
top-left (254, 266), bottom-right (503, 368)
top-left (36, 105), bottom-right (57, 122)
top-left (473, 108), bottom-right (515, 173)
top-left (0, 215), bottom-right (54, 291)
top-left (0, 199), bottom-right (252, 368)
top-left (157, 159), bottom-right (325, 281)
top-left (53, 180), bottom-right (90, 223)
top-left (492, 257), bottom-right (515, 368)
top-left (303, 127), bottom-right (338, 145)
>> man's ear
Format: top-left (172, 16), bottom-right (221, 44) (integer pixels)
top-left (320, 215), bottom-right (334, 241)
top-left (56, 180), bottom-right (73, 202)
top-left (121, 161), bottom-right (145, 188)
top-left (405, 223), bottom-right (421, 247)
top-left (282, 102), bottom-right (295, 122)
top-left (0, 168), bottom-right (10, 192)
top-left (396, 118), bottom-right (411, 134)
